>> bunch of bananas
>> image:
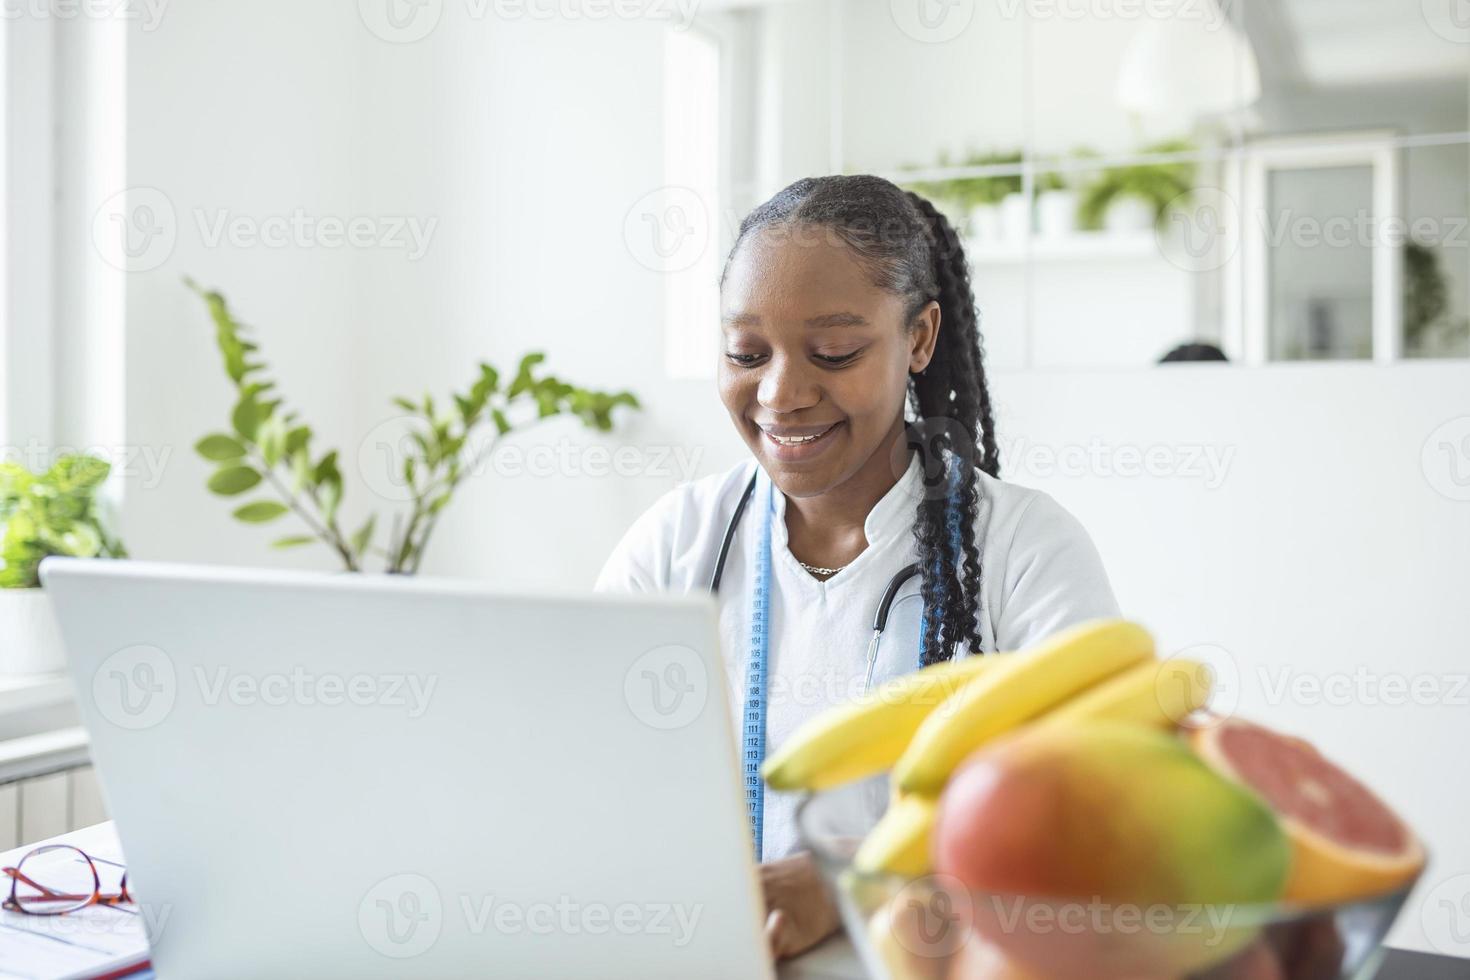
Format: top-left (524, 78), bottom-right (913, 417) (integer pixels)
top-left (761, 620), bottom-right (1211, 876)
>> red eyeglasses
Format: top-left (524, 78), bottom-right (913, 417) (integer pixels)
top-left (3, 844), bottom-right (134, 916)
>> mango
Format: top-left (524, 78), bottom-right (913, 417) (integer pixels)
top-left (933, 722), bottom-right (1289, 979)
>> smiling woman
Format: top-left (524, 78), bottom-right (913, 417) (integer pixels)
top-left (593, 174), bottom-right (1119, 960)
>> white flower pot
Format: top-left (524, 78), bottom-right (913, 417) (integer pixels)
top-left (968, 203), bottom-right (1002, 241)
top-left (1037, 190), bottom-right (1079, 238)
top-left (999, 192), bottom-right (1030, 240)
top-left (1104, 195), bottom-right (1155, 233)
top-left (0, 588), bottom-right (69, 675)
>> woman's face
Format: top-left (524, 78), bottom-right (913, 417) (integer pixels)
top-left (719, 226), bottom-right (939, 499)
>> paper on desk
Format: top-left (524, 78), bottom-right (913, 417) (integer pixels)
top-left (0, 823), bottom-right (151, 980)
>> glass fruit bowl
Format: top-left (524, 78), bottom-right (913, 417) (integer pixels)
top-left (796, 783), bottom-right (1421, 980)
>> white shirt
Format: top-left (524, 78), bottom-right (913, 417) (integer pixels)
top-left (593, 451), bottom-right (1119, 860)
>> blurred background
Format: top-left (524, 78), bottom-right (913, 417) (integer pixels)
top-left (2, 0), bottom-right (1468, 956)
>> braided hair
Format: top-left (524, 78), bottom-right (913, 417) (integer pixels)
top-left (719, 174), bottom-right (1000, 664)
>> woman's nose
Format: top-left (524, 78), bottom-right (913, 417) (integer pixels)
top-left (756, 356), bottom-right (821, 414)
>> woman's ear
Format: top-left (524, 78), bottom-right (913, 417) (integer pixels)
top-left (909, 300), bottom-right (941, 374)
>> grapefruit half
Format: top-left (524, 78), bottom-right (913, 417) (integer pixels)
top-left (1189, 718), bottom-right (1424, 904)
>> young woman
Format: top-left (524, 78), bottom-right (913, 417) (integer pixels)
top-left (595, 175), bottom-right (1118, 959)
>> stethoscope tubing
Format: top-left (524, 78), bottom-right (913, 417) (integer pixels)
top-left (710, 468), bottom-right (923, 692)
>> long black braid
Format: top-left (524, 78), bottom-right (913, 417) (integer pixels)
top-left (719, 175), bottom-right (1001, 664)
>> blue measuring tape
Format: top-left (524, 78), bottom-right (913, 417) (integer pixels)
top-left (743, 458), bottom-right (966, 858)
top-left (742, 475), bottom-right (774, 859)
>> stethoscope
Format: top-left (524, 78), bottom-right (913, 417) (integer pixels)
top-left (709, 469), bottom-right (923, 694)
top-left (708, 463), bottom-right (961, 857)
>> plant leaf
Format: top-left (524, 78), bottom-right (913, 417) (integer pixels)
top-left (231, 397), bottom-right (263, 441)
top-left (258, 416), bottom-right (288, 468)
top-left (284, 426), bottom-right (312, 456)
top-left (232, 500), bottom-right (289, 523)
top-left (272, 535), bottom-right (317, 549)
top-left (208, 465), bottom-right (262, 496)
top-left (196, 434), bottom-right (247, 461)
top-left (350, 514), bottom-right (376, 556)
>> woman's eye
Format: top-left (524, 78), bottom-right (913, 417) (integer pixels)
top-left (724, 352), bottom-right (766, 366)
top-left (813, 350), bottom-right (862, 366)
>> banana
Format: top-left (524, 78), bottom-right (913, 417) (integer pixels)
top-left (761, 654), bottom-right (1001, 791)
top-left (853, 793), bottom-right (938, 877)
top-left (893, 620), bottom-right (1155, 796)
top-left (1041, 657), bottom-right (1211, 729)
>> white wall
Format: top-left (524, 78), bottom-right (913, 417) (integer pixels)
top-left (990, 360), bottom-right (1470, 953)
top-left (121, 1), bottom-right (747, 584)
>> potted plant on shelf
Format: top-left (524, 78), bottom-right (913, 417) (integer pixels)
top-left (1034, 169), bottom-right (1075, 238)
top-left (189, 281), bottom-right (640, 573)
top-left (903, 151), bottom-right (1024, 242)
top-left (1077, 139), bottom-right (1197, 233)
top-left (0, 455), bottom-right (127, 675)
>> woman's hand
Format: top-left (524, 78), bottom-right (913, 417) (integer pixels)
top-left (760, 851), bottom-right (841, 961)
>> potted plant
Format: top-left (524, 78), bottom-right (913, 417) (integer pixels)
top-left (903, 151), bottom-right (1024, 241)
top-left (1077, 139), bottom-right (1197, 233)
top-left (0, 455), bottom-right (127, 674)
top-left (1034, 169), bottom-right (1075, 238)
top-left (189, 282), bottom-right (640, 573)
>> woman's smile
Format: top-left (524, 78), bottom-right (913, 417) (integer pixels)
top-left (755, 420), bottom-right (846, 462)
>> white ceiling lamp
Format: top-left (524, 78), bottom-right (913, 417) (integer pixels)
top-left (1115, 0), bottom-right (1262, 117)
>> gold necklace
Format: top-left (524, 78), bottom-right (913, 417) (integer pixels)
top-left (798, 560), bottom-right (848, 578)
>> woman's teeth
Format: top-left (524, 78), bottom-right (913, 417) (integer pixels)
top-left (764, 425), bottom-right (836, 446)
top-left (770, 432), bottom-right (822, 445)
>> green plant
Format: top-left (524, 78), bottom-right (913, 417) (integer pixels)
top-left (902, 150), bottom-right (1025, 211)
top-left (189, 281), bottom-right (640, 574)
top-left (1405, 241), bottom-right (1448, 347)
top-left (1077, 139), bottom-right (1197, 231)
top-left (0, 455), bottom-right (127, 588)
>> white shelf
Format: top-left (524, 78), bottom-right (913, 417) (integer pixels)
top-left (966, 231), bottom-right (1163, 266)
top-left (0, 725), bottom-right (89, 785)
top-left (0, 673), bottom-right (73, 717)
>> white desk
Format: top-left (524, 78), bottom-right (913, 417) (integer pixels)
top-left (1, 822), bottom-right (864, 979)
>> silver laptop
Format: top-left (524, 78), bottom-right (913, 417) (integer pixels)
top-left (41, 559), bottom-right (772, 979)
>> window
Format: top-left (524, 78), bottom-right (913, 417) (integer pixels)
top-left (661, 26), bottom-right (723, 380)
